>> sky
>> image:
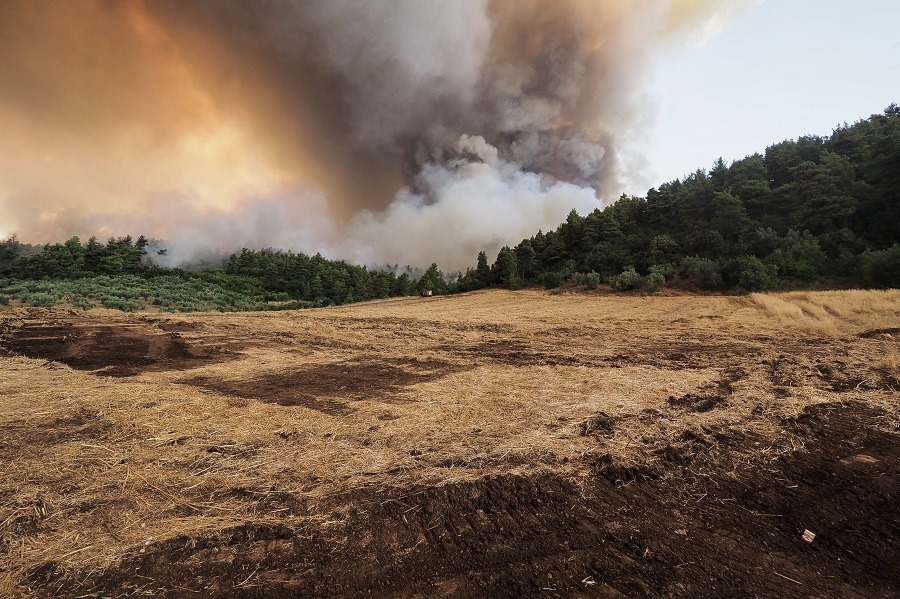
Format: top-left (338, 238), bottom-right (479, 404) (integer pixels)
top-left (0, 1), bottom-right (897, 269)
top-left (640, 0), bottom-right (900, 191)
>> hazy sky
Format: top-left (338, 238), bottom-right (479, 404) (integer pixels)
top-left (641, 0), bottom-right (900, 191)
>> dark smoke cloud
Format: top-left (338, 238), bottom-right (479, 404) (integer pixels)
top-left (0, 0), bottom-right (759, 269)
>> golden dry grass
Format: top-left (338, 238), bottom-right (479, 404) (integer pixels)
top-left (749, 289), bottom-right (900, 336)
top-left (0, 289), bottom-right (898, 594)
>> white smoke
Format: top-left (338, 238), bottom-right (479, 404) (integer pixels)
top-left (342, 146), bottom-right (601, 269)
top-left (148, 140), bottom-right (599, 271)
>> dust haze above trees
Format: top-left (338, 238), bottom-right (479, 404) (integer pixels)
top-left (1, 104), bottom-right (899, 311)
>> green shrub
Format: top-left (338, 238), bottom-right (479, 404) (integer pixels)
top-left (763, 230), bottom-right (827, 285)
top-left (73, 296), bottom-right (94, 310)
top-left (644, 272), bottom-right (665, 293)
top-left (541, 271), bottom-right (564, 289)
top-left (736, 255), bottom-right (778, 291)
top-left (0, 273), bottom-right (306, 313)
top-left (100, 296), bottom-right (142, 311)
top-left (649, 263), bottom-right (677, 283)
top-left (612, 267), bottom-right (642, 291)
top-left (833, 249), bottom-right (860, 278)
top-left (860, 245), bottom-right (900, 289)
top-left (28, 293), bottom-right (58, 307)
top-left (680, 257), bottom-right (723, 289)
top-left (0, 295), bottom-right (9, 305)
top-left (567, 271), bottom-right (601, 290)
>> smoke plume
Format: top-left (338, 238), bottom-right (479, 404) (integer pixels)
top-left (0, 0), bottom-right (758, 269)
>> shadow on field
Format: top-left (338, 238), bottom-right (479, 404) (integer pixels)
top-left (184, 358), bottom-right (462, 415)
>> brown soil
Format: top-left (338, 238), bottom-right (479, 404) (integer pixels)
top-left (2, 290), bottom-right (899, 598)
top-left (0, 316), bottom-right (235, 376)
top-left (23, 402), bottom-right (899, 598)
top-left (666, 367), bottom-right (745, 412)
top-left (858, 327), bottom-right (900, 339)
top-left (185, 358), bottom-right (461, 415)
top-left (1, 408), bottom-right (114, 448)
top-left (450, 340), bottom-right (587, 367)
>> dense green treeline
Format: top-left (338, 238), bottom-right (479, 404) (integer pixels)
top-left (0, 275), bottom-right (281, 312)
top-left (221, 248), bottom-right (416, 303)
top-left (452, 104), bottom-right (900, 293)
top-left (0, 237), bottom-right (419, 311)
top-left (0, 234), bottom-right (148, 278)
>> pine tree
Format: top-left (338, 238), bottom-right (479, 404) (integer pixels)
top-left (475, 251), bottom-right (491, 288)
top-left (492, 247), bottom-right (520, 289)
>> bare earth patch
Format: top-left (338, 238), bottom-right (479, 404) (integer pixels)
top-left (1, 290), bottom-right (898, 597)
top-left (1, 313), bottom-right (236, 376)
top-left (185, 358), bottom-right (461, 415)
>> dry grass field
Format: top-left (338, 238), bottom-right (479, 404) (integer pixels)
top-left (1, 289), bottom-right (898, 598)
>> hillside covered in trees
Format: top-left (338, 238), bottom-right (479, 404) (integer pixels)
top-left (454, 104), bottom-right (900, 293)
top-left (1, 104), bottom-right (898, 311)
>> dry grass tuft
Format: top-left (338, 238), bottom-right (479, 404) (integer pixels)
top-left (750, 289), bottom-right (900, 336)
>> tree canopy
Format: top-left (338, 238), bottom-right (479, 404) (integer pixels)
top-left (452, 104), bottom-right (900, 292)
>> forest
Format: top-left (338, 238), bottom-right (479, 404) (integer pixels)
top-left (1, 104), bottom-right (898, 310)
top-left (455, 103), bottom-right (900, 293)
top-left (0, 236), bottom-right (416, 311)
